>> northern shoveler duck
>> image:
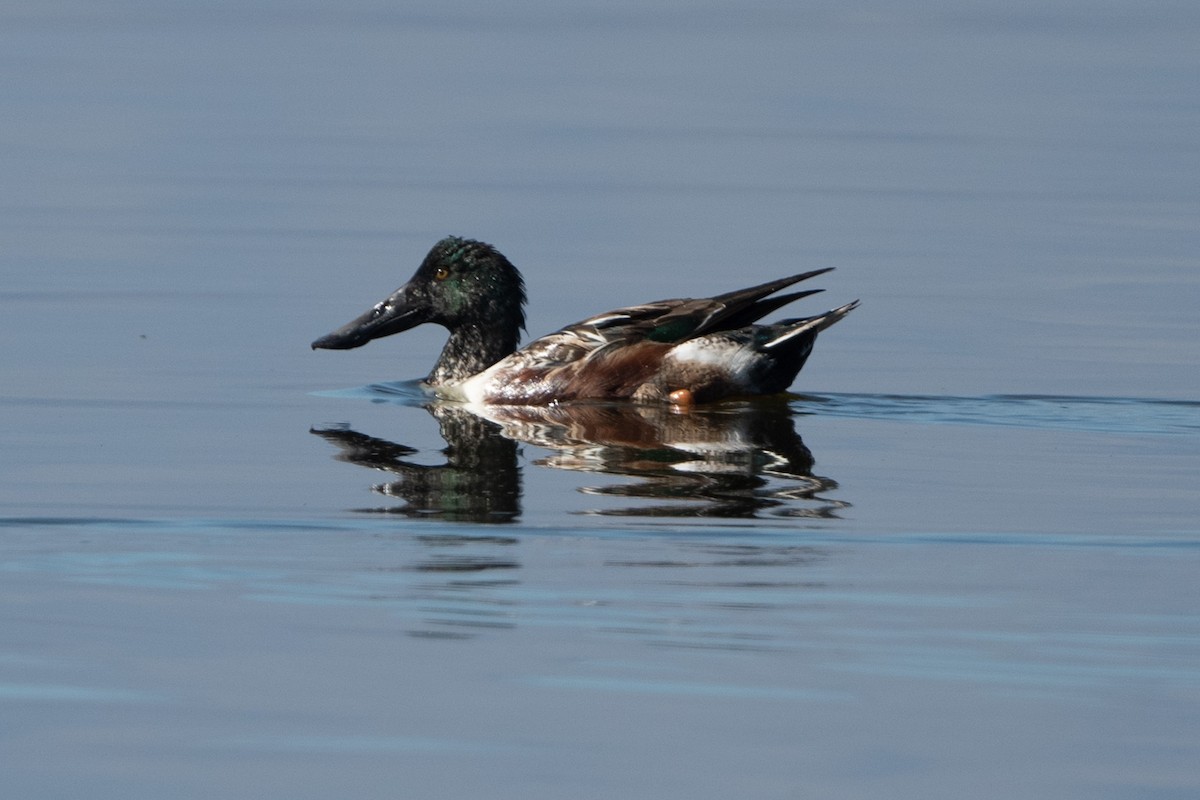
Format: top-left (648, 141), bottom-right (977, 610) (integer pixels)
top-left (312, 236), bottom-right (858, 405)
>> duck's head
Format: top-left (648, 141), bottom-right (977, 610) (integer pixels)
top-left (312, 236), bottom-right (527, 354)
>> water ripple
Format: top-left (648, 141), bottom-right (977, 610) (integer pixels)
top-left (314, 383), bottom-right (1199, 437)
top-left (798, 392), bottom-right (1199, 436)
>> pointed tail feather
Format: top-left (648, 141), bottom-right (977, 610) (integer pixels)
top-left (764, 299), bottom-right (860, 349)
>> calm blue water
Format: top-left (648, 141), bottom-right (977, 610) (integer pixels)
top-left (2, 2), bottom-right (1198, 798)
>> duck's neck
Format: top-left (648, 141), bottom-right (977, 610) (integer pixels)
top-left (427, 321), bottom-right (521, 386)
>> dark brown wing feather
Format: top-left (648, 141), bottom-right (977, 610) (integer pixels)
top-left (473, 269), bottom-right (838, 403)
top-left (548, 268), bottom-right (834, 348)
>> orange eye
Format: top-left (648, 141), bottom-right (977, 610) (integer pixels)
top-left (434, 266), bottom-right (450, 281)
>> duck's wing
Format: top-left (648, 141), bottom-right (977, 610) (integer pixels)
top-left (643, 268), bottom-right (833, 343)
top-left (461, 269), bottom-right (839, 404)
top-left (531, 267), bottom-right (835, 360)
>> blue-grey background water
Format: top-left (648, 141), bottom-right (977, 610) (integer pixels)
top-left (2, 2), bottom-right (1198, 797)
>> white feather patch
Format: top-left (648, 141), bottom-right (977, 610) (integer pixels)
top-left (667, 338), bottom-right (756, 377)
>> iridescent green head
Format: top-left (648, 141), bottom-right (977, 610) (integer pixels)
top-left (312, 236), bottom-right (527, 381)
top-left (410, 237), bottom-right (527, 330)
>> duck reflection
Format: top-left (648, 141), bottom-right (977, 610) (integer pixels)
top-left (312, 399), bottom-right (846, 523)
top-left (312, 405), bottom-right (521, 523)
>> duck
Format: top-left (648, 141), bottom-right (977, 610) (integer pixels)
top-left (312, 236), bottom-right (858, 405)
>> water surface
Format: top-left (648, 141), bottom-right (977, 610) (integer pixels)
top-left (2, 2), bottom-right (1197, 798)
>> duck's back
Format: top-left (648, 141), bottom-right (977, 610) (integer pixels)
top-left (448, 273), bottom-right (857, 405)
